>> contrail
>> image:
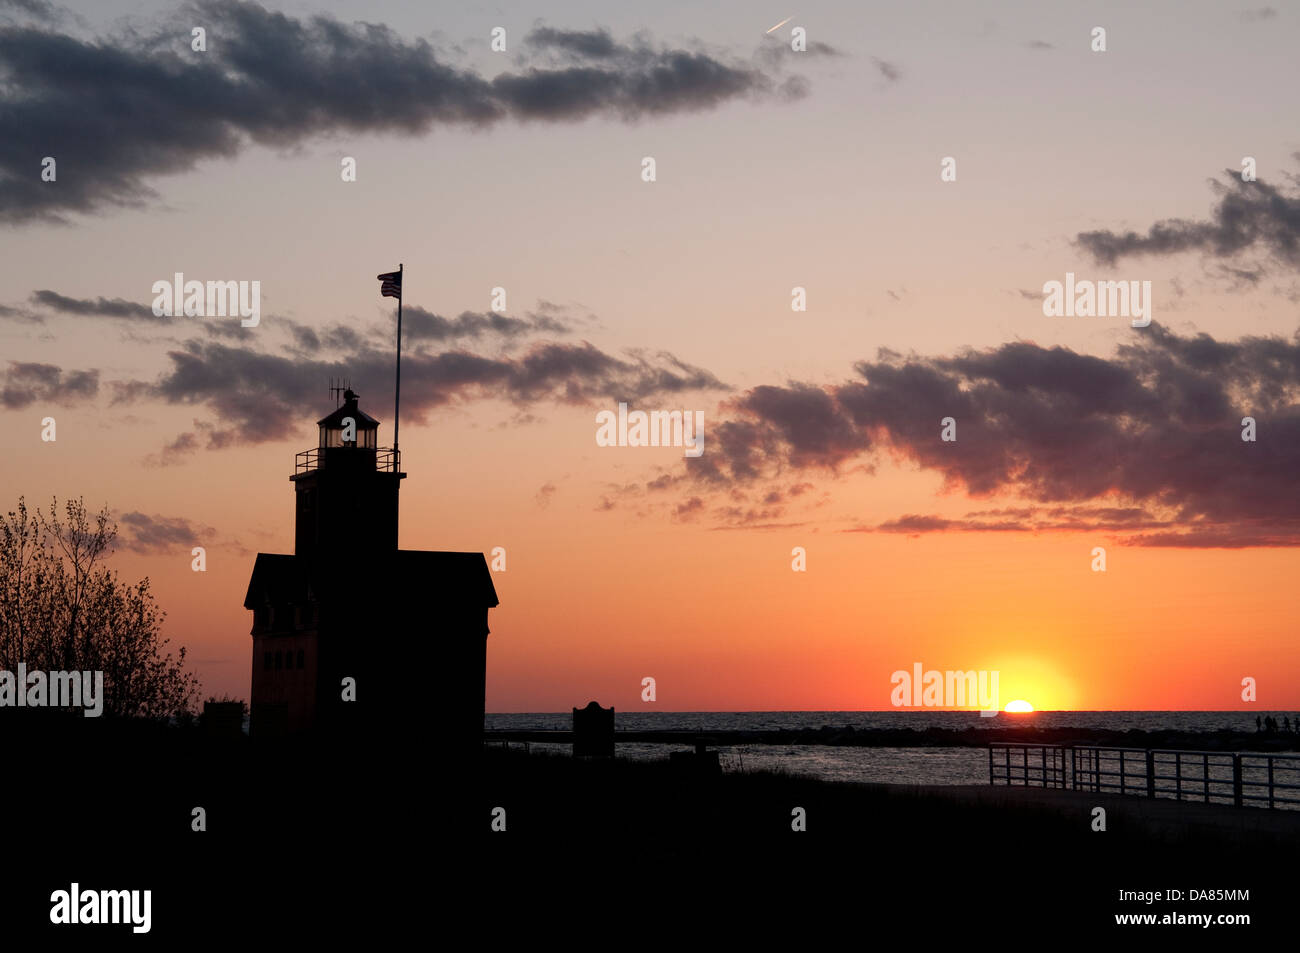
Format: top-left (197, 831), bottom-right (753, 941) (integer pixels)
top-left (766, 16), bottom-right (794, 34)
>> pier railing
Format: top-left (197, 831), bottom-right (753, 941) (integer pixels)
top-left (988, 743), bottom-right (1069, 788)
top-left (989, 743), bottom-right (1300, 810)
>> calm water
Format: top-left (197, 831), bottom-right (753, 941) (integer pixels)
top-left (487, 711), bottom-right (1299, 788)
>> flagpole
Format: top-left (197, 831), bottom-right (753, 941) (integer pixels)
top-left (394, 262), bottom-right (402, 457)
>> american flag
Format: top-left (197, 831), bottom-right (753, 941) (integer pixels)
top-left (377, 270), bottom-right (401, 299)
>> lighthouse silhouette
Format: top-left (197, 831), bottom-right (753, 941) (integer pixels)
top-left (243, 388), bottom-right (498, 755)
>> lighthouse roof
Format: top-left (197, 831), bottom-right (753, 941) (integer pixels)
top-left (317, 391), bottom-right (380, 430)
top-left (244, 550), bottom-right (499, 610)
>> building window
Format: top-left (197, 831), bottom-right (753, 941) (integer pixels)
top-left (263, 652), bottom-right (271, 671)
top-left (296, 649), bottom-right (305, 670)
top-left (275, 650), bottom-right (282, 670)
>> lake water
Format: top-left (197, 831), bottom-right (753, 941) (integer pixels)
top-left (487, 711), bottom-right (1300, 789)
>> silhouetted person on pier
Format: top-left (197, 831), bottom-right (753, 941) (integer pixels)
top-left (1286, 716), bottom-right (1292, 732)
top-left (1257, 715), bottom-right (1263, 732)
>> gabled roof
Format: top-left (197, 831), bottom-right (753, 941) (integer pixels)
top-left (244, 550), bottom-right (499, 609)
top-left (243, 553), bottom-right (311, 608)
top-left (391, 550), bottom-right (500, 608)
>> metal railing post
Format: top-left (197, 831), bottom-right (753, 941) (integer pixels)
top-left (1146, 749), bottom-right (1155, 798)
top-left (1233, 755), bottom-right (1242, 808)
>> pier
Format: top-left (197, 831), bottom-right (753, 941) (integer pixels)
top-left (989, 742), bottom-right (1300, 810)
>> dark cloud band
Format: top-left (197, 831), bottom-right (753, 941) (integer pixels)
top-left (680, 327), bottom-right (1300, 546)
top-left (0, 1), bottom-right (801, 223)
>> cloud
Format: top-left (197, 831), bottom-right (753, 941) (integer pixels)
top-left (1239, 8), bottom-right (1278, 22)
top-left (115, 511), bottom-right (203, 554)
top-left (116, 336), bottom-right (726, 450)
top-left (673, 497), bottom-right (704, 519)
top-left (0, 360), bottom-right (98, 407)
top-left (871, 57), bottom-right (901, 82)
top-left (865, 506), bottom-right (1174, 537)
top-left (708, 503), bottom-right (794, 529)
top-left (114, 510), bottom-right (241, 554)
top-left (0, 302), bottom-right (40, 322)
top-left (527, 26), bottom-right (621, 60)
top-left (1124, 525), bottom-right (1296, 547)
top-left (755, 35), bottom-right (845, 70)
top-left (284, 322), bottom-right (320, 353)
top-left (1075, 168), bottom-right (1300, 270)
top-left (400, 306), bottom-right (570, 344)
top-left (1023, 40), bottom-right (1054, 50)
top-left (0, 0), bottom-right (61, 22)
top-left (142, 424), bottom-right (227, 467)
top-left (0, 1), bottom-right (804, 223)
top-left (21, 294), bottom-right (570, 352)
top-left (30, 289), bottom-right (164, 321)
top-left (671, 327), bottom-right (1300, 546)
top-left (280, 303), bottom-right (574, 355)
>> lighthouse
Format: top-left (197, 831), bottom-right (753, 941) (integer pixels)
top-left (244, 388), bottom-right (498, 751)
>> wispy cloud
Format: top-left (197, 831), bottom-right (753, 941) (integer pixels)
top-left (30, 289), bottom-right (165, 321)
top-left (0, 360), bottom-right (98, 407)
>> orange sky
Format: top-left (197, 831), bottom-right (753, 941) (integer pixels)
top-left (15, 396), bottom-right (1296, 711)
top-left (2, 1), bottom-right (1298, 711)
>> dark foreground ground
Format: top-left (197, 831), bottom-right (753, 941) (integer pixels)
top-left (8, 719), bottom-right (1296, 942)
top-left (482, 747), bottom-right (1296, 929)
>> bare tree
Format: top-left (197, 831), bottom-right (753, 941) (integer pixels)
top-left (0, 497), bottom-right (201, 719)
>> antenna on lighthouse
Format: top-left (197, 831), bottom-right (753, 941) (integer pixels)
top-left (328, 377), bottom-right (350, 408)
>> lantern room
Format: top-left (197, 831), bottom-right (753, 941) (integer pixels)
top-left (318, 389), bottom-right (378, 449)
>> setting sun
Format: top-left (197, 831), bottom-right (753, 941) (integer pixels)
top-left (1005, 700), bottom-right (1035, 713)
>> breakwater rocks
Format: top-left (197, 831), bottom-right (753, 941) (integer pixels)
top-left (487, 725), bottom-right (1300, 751)
top-left (698, 725), bottom-right (1300, 750)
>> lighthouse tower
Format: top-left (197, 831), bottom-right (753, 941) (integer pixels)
top-left (291, 389), bottom-right (403, 557)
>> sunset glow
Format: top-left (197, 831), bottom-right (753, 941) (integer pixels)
top-left (1005, 701), bottom-right (1035, 713)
